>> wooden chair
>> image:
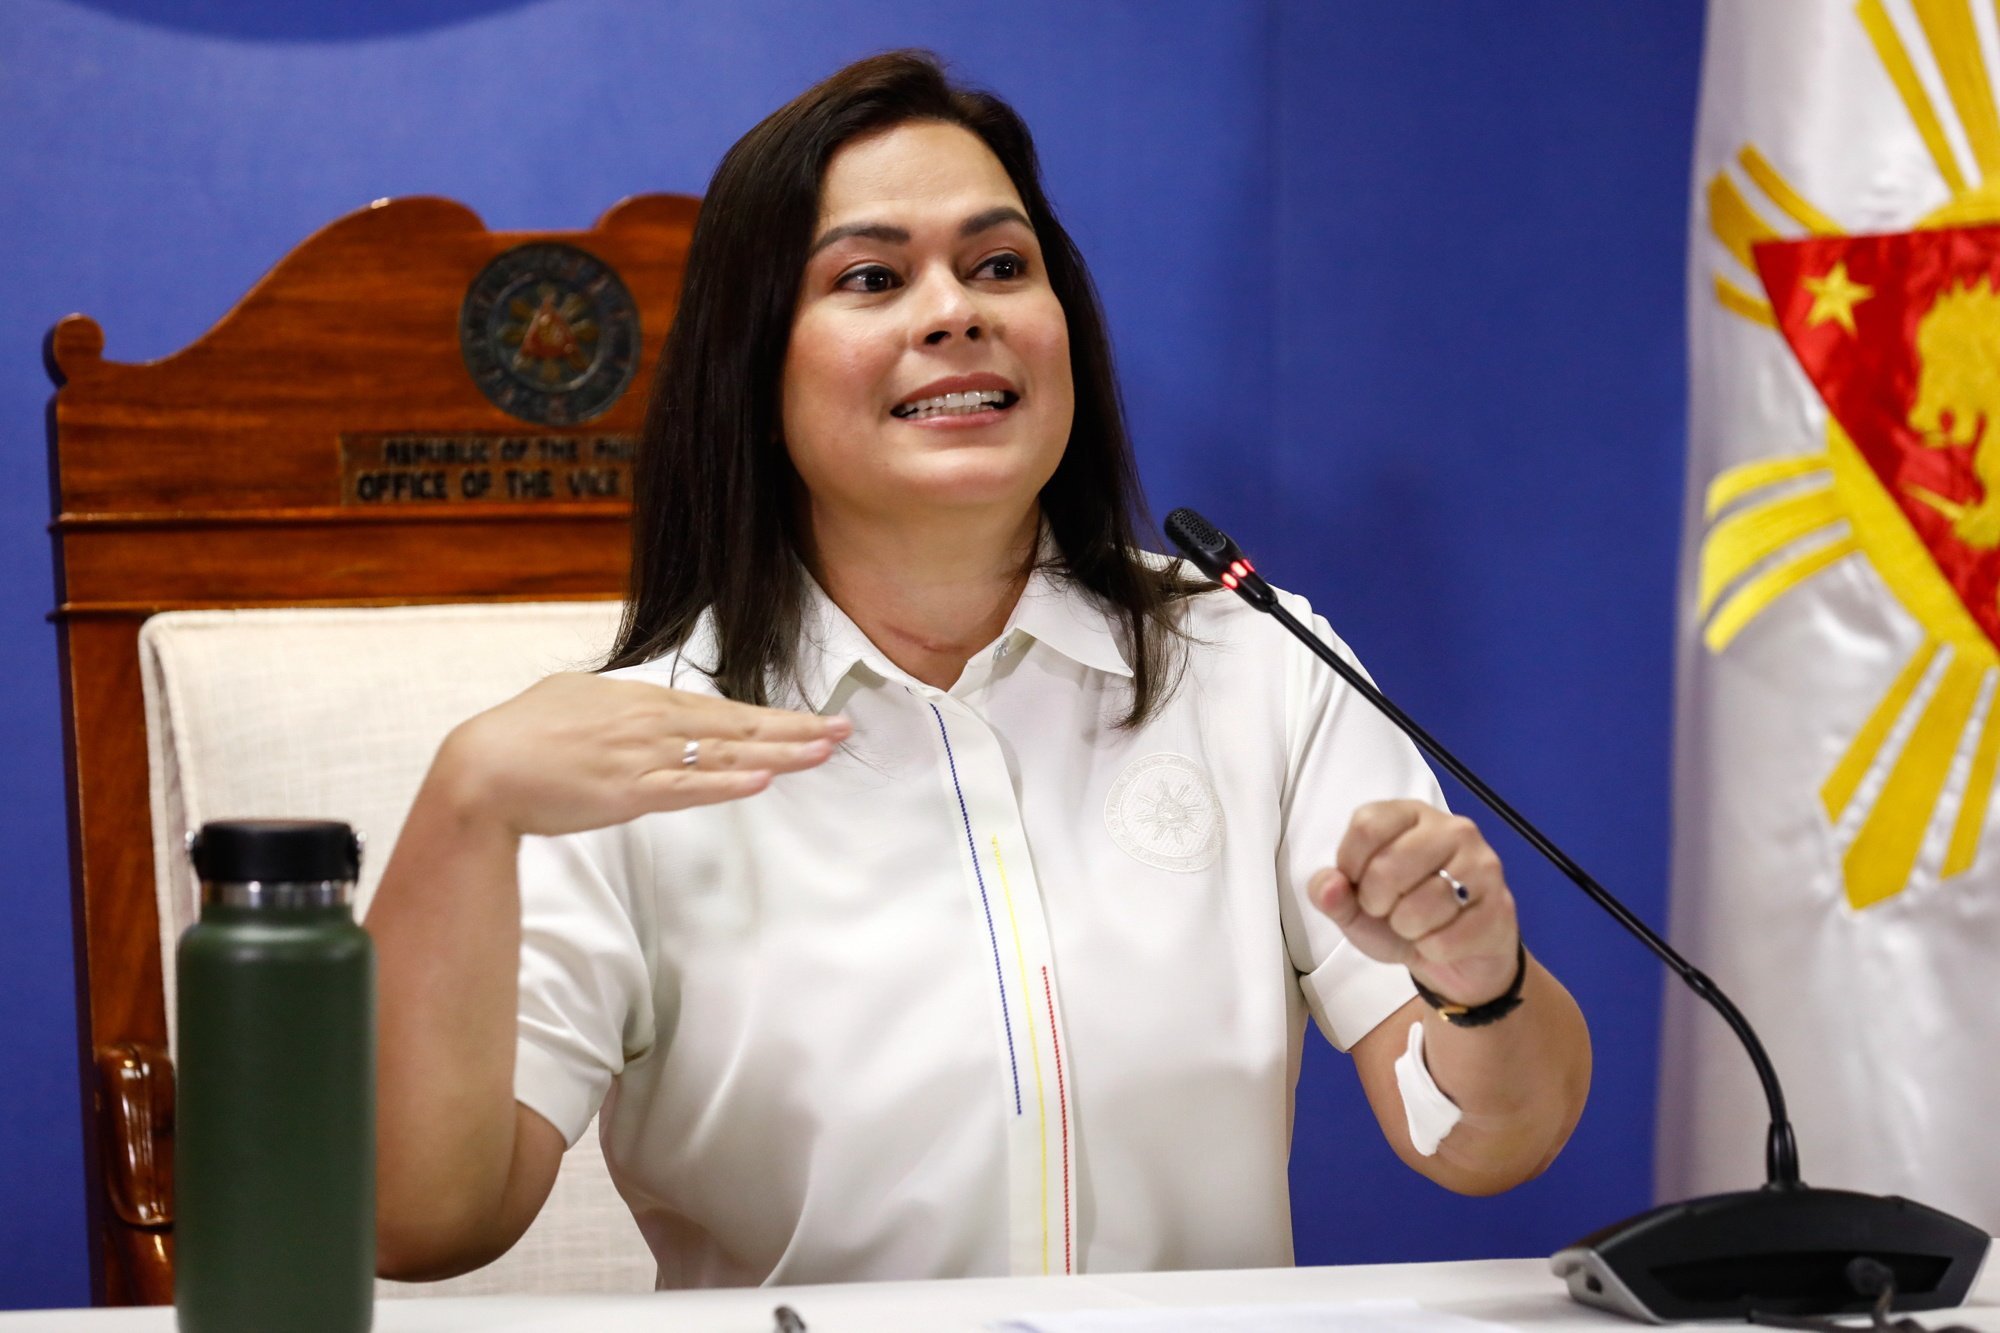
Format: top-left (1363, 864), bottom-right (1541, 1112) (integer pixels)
top-left (46, 192), bottom-right (698, 1304)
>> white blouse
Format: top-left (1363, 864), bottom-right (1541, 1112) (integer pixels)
top-left (512, 564), bottom-right (1444, 1288)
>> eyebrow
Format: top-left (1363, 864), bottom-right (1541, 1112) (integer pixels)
top-left (807, 205), bottom-right (1033, 257)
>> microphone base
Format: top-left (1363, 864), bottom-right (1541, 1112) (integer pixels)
top-left (1550, 1186), bottom-right (1991, 1323)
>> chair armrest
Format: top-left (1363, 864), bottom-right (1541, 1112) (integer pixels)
top-left (95, 1042), bottom-right (174, 1304)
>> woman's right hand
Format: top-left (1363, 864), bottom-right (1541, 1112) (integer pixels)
top-left (433, 672), bottom-right (850, 839)
top-left (377, 670), bottom-right (845, 1277)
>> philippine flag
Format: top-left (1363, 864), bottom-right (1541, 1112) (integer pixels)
top-left (1665, 0), bottom-right (2000, 1229)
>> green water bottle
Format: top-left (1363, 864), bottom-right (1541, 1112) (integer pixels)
top-left (175, 820), bottom-right (374, 1333)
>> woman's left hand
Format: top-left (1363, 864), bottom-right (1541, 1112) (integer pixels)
top-left (1307, 799), bottom-right (1520, 1008)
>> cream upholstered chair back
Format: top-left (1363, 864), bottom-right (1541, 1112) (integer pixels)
top-left (50, 195), bottom-right (694, 1303)
top-left (139, 600), bottom-right (657, 1297)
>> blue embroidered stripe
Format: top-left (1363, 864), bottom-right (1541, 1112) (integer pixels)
top-left (928, 702), bottom-right (1023, 1116)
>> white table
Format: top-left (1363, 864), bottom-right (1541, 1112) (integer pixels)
top-left (5, 1257), bottom-right (1998, 1332)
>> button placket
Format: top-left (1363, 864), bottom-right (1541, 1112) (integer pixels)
top-left (922, 697), bottom-right (1077, 1276)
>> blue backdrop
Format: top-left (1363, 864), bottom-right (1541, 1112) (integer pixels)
top-left (0, 0), bottom-right (1703, 1308)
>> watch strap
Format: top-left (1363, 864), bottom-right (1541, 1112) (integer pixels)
top-left (1410, 938), bottom-right (1527, 1028)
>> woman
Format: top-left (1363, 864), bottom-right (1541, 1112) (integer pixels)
top-left (368, 51), bottom-right (1590, 1287)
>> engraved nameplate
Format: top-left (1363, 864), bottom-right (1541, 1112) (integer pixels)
top-left (338, 434), bottom-right (634, 505)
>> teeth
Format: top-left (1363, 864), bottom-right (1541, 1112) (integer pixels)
top-left (893, 389), bottom-right (1017, 419)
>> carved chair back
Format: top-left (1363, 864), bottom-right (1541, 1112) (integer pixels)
top-left (46, 194), bottom-right (696, 1303)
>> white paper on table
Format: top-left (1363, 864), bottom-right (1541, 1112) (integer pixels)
top-left (991, 1296), bottom-right (1521, 1333)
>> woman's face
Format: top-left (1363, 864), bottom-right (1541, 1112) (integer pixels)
top-left (781, 119), bottom-right (1074, 535)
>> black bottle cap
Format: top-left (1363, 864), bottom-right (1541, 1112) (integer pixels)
top-left (189, 820), bottom-right (361, 883)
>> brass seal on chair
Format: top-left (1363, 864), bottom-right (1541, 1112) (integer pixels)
top-left (459, 242), bottom-right (640, 425)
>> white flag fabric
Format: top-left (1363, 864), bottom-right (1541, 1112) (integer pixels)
top-left (1665, 0), bottom-right (2000, 1228)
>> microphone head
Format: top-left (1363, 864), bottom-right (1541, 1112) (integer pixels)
top-left (1164, 507), bottom-right (1275, 609)
top-left (1163, 507), bottom-right (1240, 579)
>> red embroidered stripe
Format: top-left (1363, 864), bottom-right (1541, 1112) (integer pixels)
top-left (1042, 964), bottom-right (1072, 1274)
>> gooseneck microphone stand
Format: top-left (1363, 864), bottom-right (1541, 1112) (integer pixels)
top-left (1164, 506), bottom-right (1988, 1323)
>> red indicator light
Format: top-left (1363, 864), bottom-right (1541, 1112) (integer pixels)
top-left (1229, 560), bottom-right (1248, 579)
top-left (1242, 558), bottom-right (1256, 573)
top-left (1221, 572), bottom-right (1239, 589)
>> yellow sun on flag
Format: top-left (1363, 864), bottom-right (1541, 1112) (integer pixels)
top-left (1701, 0), bottom-right (2000, 910)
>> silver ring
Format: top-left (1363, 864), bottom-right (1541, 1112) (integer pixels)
top-left (1437, 868), bottom-right (1471, 905)
top-left (681, 739), bottom-right (701, 769)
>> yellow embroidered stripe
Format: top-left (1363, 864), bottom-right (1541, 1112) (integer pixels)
top-left (1843, 650), bottom-right (1986, 908)
top-left (1698, 484), bottom-right (1843, 615)
top-left (1713, 275), bottom-right (1778, 328)
top-left (1823, 637), bottom-right (1941, 822)
top-left (1857, 0), bottom-right (1971, 195)
top-left (1942, 677), bottom-right (2000, 877)
top-left (991, 835), bottom-right (1051, 1275)
top-left (1909, 0), bottom-right (2000, 180)
top-left (1704, 454), bottom-right (1829, 519)
top-left (1704, 534), bottom-right (1857, 652)
top-left (1707, 174), bottom-right (1779, 274)
top-left (1736, 146), bottom-right (1841, 235)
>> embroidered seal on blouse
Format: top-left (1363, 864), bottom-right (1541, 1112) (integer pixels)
top-left (1103, 752), bottom-right (1223, 873)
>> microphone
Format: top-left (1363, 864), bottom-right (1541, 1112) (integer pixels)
top-left (1156, 507), bottom-right (1277, 610)
top-left (1163, 506), bottom-right (1989, 1323)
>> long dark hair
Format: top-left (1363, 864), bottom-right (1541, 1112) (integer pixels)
top-left (607, 49), bottom-right (1192, 725)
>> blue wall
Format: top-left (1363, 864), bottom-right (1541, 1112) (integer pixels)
top-left (0, 0), bottom-right (1701, 1308)
top-left (1272, 5), bottom-right (1701, 1261)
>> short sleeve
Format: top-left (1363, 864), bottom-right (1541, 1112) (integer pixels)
top-left (1271, 590), bottom-right (1443, 1050)
top-left (513, 825), bottom-right (658, 1145)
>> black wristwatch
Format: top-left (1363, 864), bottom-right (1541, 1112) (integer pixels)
top-left (1410, 939), bottom-right (1527, 1028)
